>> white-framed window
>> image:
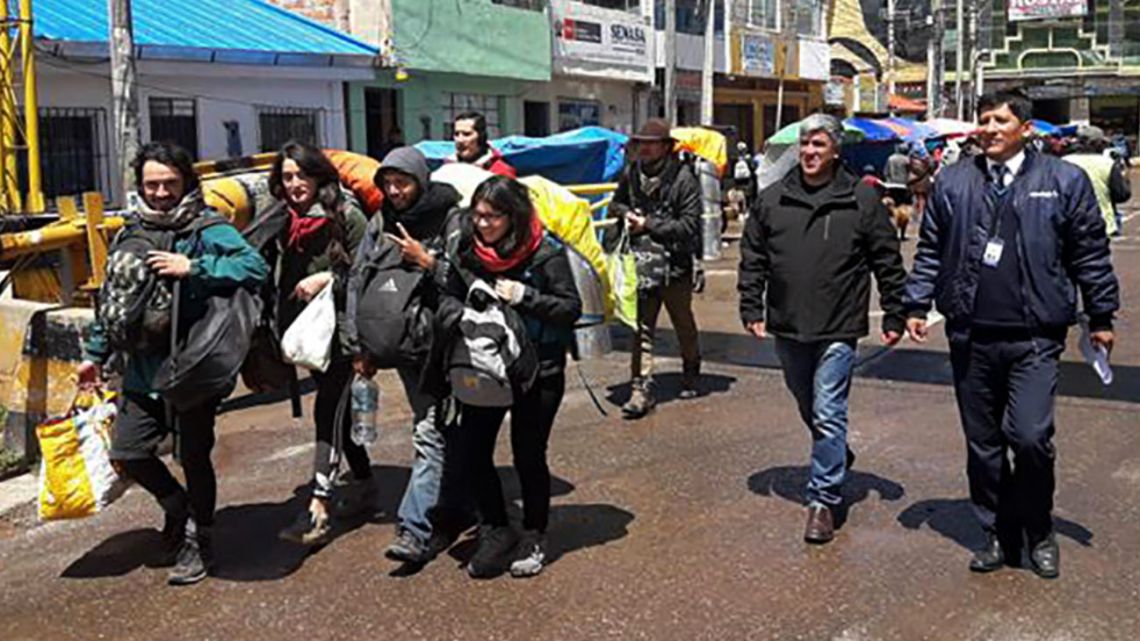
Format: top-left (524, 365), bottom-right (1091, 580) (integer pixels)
top-left (257, 106), bottom-right (323, 152)
top-left (442, 93), bottom-right (503, 139)
top-left (795, 0), bottom-right (823, 38)
top-left (746, 0), bottom-right (778, 31)
top-left (558, 99), bottom-right (601, 132)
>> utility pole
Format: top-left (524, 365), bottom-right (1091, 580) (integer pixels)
top-left (927, 0), bottom-right (943, 119)
top-left (664, 0), bottom-right (677, 125)
top-left (109, 0), bottom-right (140, 205)
top-left (700, 0), bottom-right (715, 125)
top-left (967, 0), bottom-right (978, 117)
top-left (887, 0), bottom-right (896, 110)
top-left (955, 0), bottom-right (964, 119)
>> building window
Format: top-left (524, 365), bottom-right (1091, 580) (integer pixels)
top-left (490, 0), bottom-right (544, 10)
top-left (745, 0), bottom-right (778, 30)
top-left (27, 107), bottom-right (110, 200)
top-left (795, 0), bottom-right (822, 38)
top-left (258, 106), bottom-right (322, 152)
top-left (582, 0), bottom-right (640, 11)
top-left (148, 97), bottom-right (198, 159)
top-left (558, 99), bottom-right (601, 132)
top-left (442, 93), bottom-right (502, 139)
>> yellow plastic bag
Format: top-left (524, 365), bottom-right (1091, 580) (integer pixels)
top-left (37, 390), bottom-right (127, 521)
top-left (605, 226), bottom-right (639, 329)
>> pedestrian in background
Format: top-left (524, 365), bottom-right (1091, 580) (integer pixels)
top-left (263, 142), bottom-right (374, 548)
top-left (605, 118), bottom-right (703, 419)
top-left (451, 112), bottom-right (516, 178)
top-left (738, 114), bottom-right (907, 544)
top-left (904, 90), bottom-right (1120, 579)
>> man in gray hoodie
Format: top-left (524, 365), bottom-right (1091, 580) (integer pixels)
top-left (347, 146), bottom-right (463, 564)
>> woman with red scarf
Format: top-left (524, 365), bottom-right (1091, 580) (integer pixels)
top-left (440, 176), bottom-right (581, 579)
top-left (265, 142), bottom-right (373, 547)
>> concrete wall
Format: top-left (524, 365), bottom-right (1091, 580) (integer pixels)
top-left (37, 60), bottom-right (369, 206)
top-left (520, 77), bottom-right (646, 135)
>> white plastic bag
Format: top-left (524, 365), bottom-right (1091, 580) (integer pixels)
top-left (281, 280), bottom-right (336, 372)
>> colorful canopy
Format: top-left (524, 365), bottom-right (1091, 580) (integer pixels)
top-left (925, 118), bottom-right (977, 138)
top-left (843, 118), bottom-right (901, 142)
top-left (876, 117), bottom-right (938, 142)
top-left (767, 119), bottom-right (866, 145)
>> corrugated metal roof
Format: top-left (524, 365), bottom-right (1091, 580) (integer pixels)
top-left (26, 0), bottom-right (378, 58)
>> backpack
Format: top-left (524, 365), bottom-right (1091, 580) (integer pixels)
top-left (354, 238), bottom-right (434, 369)
top-left (96, 217), bottom-right (221, 354)
top-left (447, 279), bottom-right (538, 408)
top-left (237, 202), bottom-right (296, 393)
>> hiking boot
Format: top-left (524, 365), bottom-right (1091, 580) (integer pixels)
top-left (330, 477), bottom-right (377, 519)
top-left (679, 361), bottom-right (701, 399)
top-left (621, 383), bottom-right (656, 419)
top-left (279, 509), bottom-right (332, 547)
top-left (384, 529), bottom-right (428, 563)
top-left (467, 525), bottom-right (519, 579)
top-left (168, 522), bottom-right (213, 586)
top-left (510, 530), bottom-right (548, 578)
top-left (157, 494), bottom-right (189, 566)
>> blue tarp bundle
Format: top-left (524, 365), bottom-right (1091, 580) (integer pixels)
top-left (415, 126), bottom-right (630, 184)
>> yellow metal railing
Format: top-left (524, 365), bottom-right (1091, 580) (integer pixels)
top-left (0, 0), bottom-right (43, 214)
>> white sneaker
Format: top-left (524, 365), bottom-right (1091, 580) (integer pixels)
top-left (509, 531), bottom-right (547, 578)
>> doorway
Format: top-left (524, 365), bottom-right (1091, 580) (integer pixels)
top-left (365, 88), bottom-right (400, 159)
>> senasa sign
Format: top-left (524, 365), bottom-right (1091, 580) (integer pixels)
top-left (1008, 0), bottom-right (1087, 22)
top-left (552, 0), bottom-right (653, 81)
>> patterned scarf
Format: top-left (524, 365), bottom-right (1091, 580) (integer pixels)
top-left (136, 189), bottom-right (204, 230)
top-left (472, 214), bottom-right (544, 274)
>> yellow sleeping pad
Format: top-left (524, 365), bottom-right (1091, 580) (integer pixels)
top-left (672, 126), bottom-right (728, 177)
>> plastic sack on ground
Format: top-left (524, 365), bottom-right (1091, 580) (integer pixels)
top-left (280, 280), bottom-right (336, 372)
top-left (672, 127), bottom-right (728, 177)
top-left (37, 389), bottom-right (127, 521)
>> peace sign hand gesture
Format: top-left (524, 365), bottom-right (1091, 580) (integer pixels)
top-left (384, 222), bottom-right (435, 271)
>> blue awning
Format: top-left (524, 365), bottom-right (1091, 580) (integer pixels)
top-left (26, 0), bottom-right (380, 65)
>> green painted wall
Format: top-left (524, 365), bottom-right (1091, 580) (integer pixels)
top-left (392, 0), bottom-right (552, 81)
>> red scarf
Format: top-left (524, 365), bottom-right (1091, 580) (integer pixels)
top-left (473, 214), bottom-right (544, 274)
top-left (286, 204), bottom-right (330, 253)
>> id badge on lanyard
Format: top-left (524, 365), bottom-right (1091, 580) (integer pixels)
top-left (982, 237), bottom-right (1004, 268)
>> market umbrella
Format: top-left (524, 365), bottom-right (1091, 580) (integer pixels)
top-left (843, 117), bottom-right (901, 142)
top-left (1031, 119), bottom-right (1061, 136)
top-left (766, 119), bottom-right (866, 145)
top-left (876, 117), bottom-right (938, 142)
top-left (926, 118), bottom-right (977, 138)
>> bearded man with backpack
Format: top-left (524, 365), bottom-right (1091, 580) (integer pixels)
top-left (345, 146), bottom-right (462, 565)
top-left (77, 142), bottom-right (268, 586)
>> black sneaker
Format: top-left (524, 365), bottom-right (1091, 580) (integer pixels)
top-left (510, 530), bottom-right (547, 578)
top-left (158, 510), bottom-right (189, 567)
top-left (168, 522), bottom-right (212, 586)
top-left (384, 529), bottom-right (428, 563)
top-left (467, 526), bottom-right (519, 579)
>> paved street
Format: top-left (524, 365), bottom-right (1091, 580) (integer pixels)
top-left (1, 197), bottom-right (1138, 640)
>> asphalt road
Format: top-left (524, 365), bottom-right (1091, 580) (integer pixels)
top-left (1, 185), bottom-right (1138, 641)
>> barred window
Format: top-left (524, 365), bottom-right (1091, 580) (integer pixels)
top-left (148, 97), bottom-right (199, 159)
top-left (258, 106), bottom-right (322, 152)
top-left (442, 93), bottom-right (502, 139)
top-left (21, 107), bottom-right (111, 201)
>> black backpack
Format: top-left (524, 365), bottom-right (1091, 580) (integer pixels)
top-left (354, 238), bottom-right (433, 369)
top-left (96, 217), bottom-right (221, 354)
top-left (237, 202), bottom-right (295, 393)
top-left (152, 216), bottom-right (263, 412)
top-left (447, 279), bottom-right (538, 408)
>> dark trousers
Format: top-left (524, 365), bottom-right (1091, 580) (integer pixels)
top-left (113, 393), bottom-right (220, 526)
top-left (311, 359), bottom-right (372, 499)
top-left (456, 373), bottom-right (566, 533)
top-left (949, 329), bottom-right (1064, 546)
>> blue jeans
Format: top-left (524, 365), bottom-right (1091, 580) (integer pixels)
top-left (774, 338), bottom-right (857, 507)
top-left (396, 367), bottom-right (444, 544)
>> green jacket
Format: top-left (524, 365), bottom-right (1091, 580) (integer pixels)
top-left (84, 212), bottom-right (270, 396)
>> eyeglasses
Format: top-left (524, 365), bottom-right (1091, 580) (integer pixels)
top-left (471, 209), bottom-right (508, 223)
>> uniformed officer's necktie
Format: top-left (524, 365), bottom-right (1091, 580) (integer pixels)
top-left (990, 164), bottom-right (1010, 197)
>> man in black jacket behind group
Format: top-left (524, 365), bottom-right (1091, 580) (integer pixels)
top-left (904, 91), bottom-right (1120, 579)
top-left (608, 118), bottom-right (704, 419)
top-left (738, 113), bottom-right (907, 545)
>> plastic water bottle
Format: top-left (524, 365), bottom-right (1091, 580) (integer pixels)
top-left (350, 374), bottom-right (379, 446)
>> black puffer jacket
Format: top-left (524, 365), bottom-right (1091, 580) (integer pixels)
top-left (605, 156), bottom-right (703, 282)
top-left (738, 166), bottom-right (907, 341)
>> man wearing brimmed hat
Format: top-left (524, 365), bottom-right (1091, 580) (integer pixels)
top-left (606, 118), bottom-right (703, 419)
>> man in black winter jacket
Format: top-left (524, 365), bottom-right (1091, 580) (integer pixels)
top-left (606, 118), bottom-right (703, 419)
top-left (738, 113), bottom-right (907, 545)
top-left (904, 91), bottom-right (1119, 579)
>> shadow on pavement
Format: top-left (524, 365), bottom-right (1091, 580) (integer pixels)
top-left (61, 529), bottom-right (171, 578)
top-left (896, 498), bottom-right (1094, 552)
top-left (605, 372), bottom-right (737, 409)
top-left (858, 347), bottom-right (1140, 404)
top-left (747, 465), bottom-right (906, 528)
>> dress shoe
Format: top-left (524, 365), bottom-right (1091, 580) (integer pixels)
top-left (969, 534), bottom-right (1005, 572)
top-left (803, 503), bottom-right (834, 544)
top-left (1029, 534), bottom-right (1059, 579)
